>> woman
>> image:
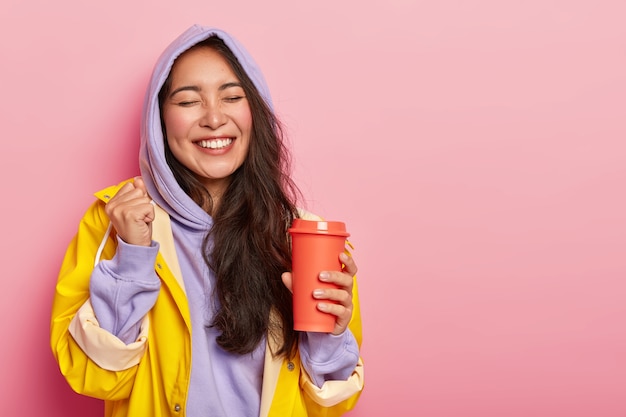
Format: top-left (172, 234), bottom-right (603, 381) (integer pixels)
top-left (50, 25), bottom-right (364, 417)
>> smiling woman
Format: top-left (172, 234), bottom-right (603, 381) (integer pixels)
top-left (49, 25), bottom-right (364, 417)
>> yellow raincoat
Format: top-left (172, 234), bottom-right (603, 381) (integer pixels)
top-left (50, 183), bottom-right (364, 417)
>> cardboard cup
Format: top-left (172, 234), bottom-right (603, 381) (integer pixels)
top-left (288, 219), bottom-right (350, 332)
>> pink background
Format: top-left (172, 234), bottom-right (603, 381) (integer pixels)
top-left (1, 0), bottom-right (625, 416)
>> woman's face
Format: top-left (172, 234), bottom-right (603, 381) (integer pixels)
top-left (162, 46), bottom-right (252, 197)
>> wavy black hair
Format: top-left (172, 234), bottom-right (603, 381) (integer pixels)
top-left (158, 35), bottom-right (302, 358)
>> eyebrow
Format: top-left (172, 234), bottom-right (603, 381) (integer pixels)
top-left (169, 82), bottom-right (243, 98)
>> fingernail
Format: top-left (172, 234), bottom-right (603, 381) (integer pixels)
top-left (319, 272), bottom-right (330, 281)
top-left (313, 289), bottom-right (324, 298)
top-left (317, 302), bottom-right (329, 311)
top-left (340, 253), bottom-right (349, 262)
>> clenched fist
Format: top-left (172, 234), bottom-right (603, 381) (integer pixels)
top-left (104, 177), bottom-right (155, 246)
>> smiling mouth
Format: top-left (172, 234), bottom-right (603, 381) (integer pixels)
top-left (197, 138), bottom-right (233, 149)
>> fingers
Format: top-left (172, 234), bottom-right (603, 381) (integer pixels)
top-left (113, 178), bottom-right (148, 202)
top-left (318, 252), bottom-right (356, 292)
top-left (340, 252), bottom-right (358, 277)
top-left (282, 249), bottom-right (358, 335)
top-left (314, 271), bottom-right (353, 307)
top-left (133, 176), bottom-right (148, 194)
top-left (315, 289), bottom-right (353, 335)
top-left (316, 300), bottom-right (352, 334)
top-left (312, 251), bottom-right (358, 335)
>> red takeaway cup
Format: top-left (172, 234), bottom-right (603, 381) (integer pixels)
top-left (288, 219), bottom-right (350, 332)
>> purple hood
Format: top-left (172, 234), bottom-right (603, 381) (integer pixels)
top-left (139, 24), bottom-right (273, 229)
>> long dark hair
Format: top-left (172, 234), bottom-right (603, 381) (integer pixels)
top-left (158, 36), bottom-right (301, 358)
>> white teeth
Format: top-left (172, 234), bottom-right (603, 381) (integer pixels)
top-left (200, 138), bottom-right (232, 149)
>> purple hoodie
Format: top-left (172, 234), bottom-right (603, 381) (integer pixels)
top-left (89, 24), bottom-right (359, 417)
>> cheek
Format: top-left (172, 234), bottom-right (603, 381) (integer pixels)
top-left (163, 108), bottom-right (192, 139)
top-left (236, 107), bottom-right (253, 134)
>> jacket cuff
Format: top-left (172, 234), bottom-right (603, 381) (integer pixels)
top-left (299, 357), bottom-right (364, 407)
top-left (68, 298), bottom-right (149, 371)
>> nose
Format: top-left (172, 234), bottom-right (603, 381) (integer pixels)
top-left (200, 101), bottom-right (227, 129)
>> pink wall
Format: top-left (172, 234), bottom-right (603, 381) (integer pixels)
top-left (1, 0), bottom-right (625, 416)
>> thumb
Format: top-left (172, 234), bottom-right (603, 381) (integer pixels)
top-left (281, 272), bottom-right (293, 294)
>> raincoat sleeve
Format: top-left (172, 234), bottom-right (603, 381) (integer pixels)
top-left (298, 330), bottom-right (360, 387)
top-left (50, 191), bottom-right (148, 401)
top-left (89, 236), bottom-right (160, 344)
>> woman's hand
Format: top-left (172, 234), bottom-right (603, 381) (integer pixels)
top-left (282, 252), bottom-right (358, 336)
top-left (104, 177), bottom-right (155, 246)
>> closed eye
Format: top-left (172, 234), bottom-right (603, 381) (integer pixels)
top-left (224, 96), bottom-right (245, 103)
